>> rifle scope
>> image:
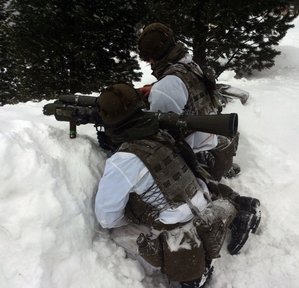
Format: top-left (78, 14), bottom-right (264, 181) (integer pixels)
top-left (59, 94), bottom-right (98, 107)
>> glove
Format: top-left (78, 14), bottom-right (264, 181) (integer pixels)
top-left (138, 84), bottom-right (153, 98)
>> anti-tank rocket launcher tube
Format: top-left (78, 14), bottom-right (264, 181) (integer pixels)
top-left (43, 94), bottom-right (238, 139)
top-left (155, 112), bottom-right (238, 138)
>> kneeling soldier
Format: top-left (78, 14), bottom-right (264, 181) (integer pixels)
top-left (94, 83), bottom-right (261, 287)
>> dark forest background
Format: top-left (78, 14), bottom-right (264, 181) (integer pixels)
top-left (0, 0), bottom-right (298, 105)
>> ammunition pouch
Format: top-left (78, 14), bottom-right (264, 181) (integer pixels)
top-left (161, 228), bottom-right (205, 282)
top-left (194, 199), bottom-right (237, 260)
top-left (137, 225), bottom-right (206, 282)
top-left (137, 233), bottom-right (163, 268)
top-left (135, 199), bottom-right (237, 280)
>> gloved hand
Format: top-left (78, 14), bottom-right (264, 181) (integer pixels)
top-left (138, 84), bottom-right (153, 98)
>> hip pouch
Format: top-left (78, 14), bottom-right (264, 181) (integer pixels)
top-left (136, 233), bottom-right (163, 268)
top-left (193, 199), bottom-right (237, 260)
top-left (137, 225), bottom-right (206, 282)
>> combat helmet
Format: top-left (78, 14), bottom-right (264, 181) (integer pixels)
top-left (97, 83), bottom-right (145, 126)
top-left (138, 22), bottom-right (175, 62)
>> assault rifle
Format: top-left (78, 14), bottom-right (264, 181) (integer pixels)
top-left (43, 94), bottom-right (238, 150)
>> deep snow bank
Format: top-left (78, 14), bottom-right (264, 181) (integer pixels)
top-left (1, 17), bottom-right (299, 288)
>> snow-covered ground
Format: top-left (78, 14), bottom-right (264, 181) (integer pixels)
top-left (1, 17), bottom-right (299, 288)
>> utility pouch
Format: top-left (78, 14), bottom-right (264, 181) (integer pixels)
top-left (194, 199), bottom-right (237, 260)
top-left (137, 227), bottom-right (206, 282)
top-left (137, 233), bottom-right (163, 268)
top-left (160, 228), bottom-right (206, 282)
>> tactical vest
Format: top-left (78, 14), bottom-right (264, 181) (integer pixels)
top-left (119, 133), bottom-right (201, 228)
top-left (162, 62), bottom-right (217, 115)
top-left (119, 134), bottom-right (237, 274)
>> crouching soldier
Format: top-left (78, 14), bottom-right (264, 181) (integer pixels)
top-left (137, 22), bottom-right (241, 181)
top-left (94, 84), bottom-right (261, 287)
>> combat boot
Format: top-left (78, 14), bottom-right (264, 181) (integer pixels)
top-left (227, 196), bottom-right (261, 254)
